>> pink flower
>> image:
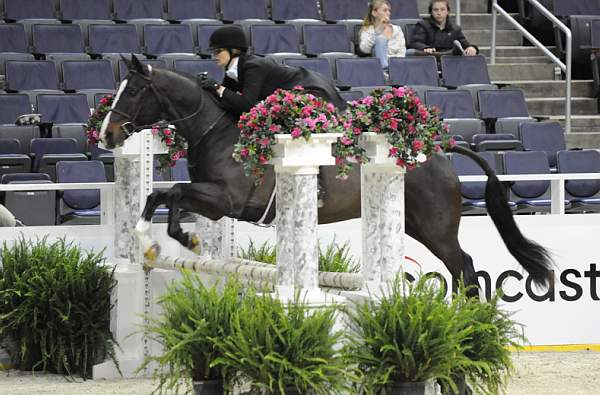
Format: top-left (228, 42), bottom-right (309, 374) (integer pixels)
top-left (353, 127), bottom-right (362, 135)
top-left (290, 127), bottom-right (302, 138)
top-left (163, 129), bottom-right (171, 136)
top-left (326, 103), bottom-right (335, 112)
top-left (340, 136), bottom-right (352, 146)
top-left (389, 147), bottom-right (398, 156)
top-left (100, 97), bottom-right (109, 105)
top-left (165, 138), bottom-right (173, 146)
top-left (302, 106), bottom-right (314, 117)
top-left (396, 158), bottom-right (405, 167)
top-left (259, 154), bottom-right (268, 164)
top-left (435, 145), bottom-right (442, 152)
top-left (303, 118), bottom-right (317, 130)
top-left (240, 147), bottom-right (249, 157)
top-left (412, 140), bottom-right (424, 151)
top-left (268, 124), bottom-right (281, 132)
top-left (389, 118), bottom-right (398, 129)
top-left (271, 104), bottom-right (282, 113)
top-left (335, 157), bottom-right (344, 166)
top-left (293, 85), bottom-right (304, 90)
top-left (362, 96), bottom-right (373, 106)
top-left (393, 87), bottom-right (405, 97)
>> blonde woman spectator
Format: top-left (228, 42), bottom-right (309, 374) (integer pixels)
top-left (359, 0), bottom-right (406, 74)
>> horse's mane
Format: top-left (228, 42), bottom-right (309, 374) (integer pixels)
top-left (156, 67), bottom-right (225, 109)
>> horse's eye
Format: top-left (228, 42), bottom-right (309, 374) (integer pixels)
top-left (127, 87), bottom-right (138, 95)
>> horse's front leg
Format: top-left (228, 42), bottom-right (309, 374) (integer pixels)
top-left (165, 182), bottom-right (232, 252)
top-left (135, 191), bottom-right (168, 262)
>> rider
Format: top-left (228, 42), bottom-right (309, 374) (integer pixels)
top-left (201, 25), bottom-right (347, 206)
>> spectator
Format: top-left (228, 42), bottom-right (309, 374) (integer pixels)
top-left (410, 0), bottom-right (478, 56)
top-left (358, 0), bottom-right (406, 75)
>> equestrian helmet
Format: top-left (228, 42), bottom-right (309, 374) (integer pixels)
top-left (208, 26), bottom-right (248, 50)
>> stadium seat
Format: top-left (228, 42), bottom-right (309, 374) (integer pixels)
top-left (270, 0), bottom-right (321, 21)
top-left (472, 133), bottom-right (524, 152)
top-left (389, 0), bottom-right (420, 20)
top-left (30, 137), bottom-right (87, 180)
top-left (32, 23), bottom-right (87, 55)
top-left (320, 0), bottom-right (364, 22)
top-left (0, 23), bottom-right (29, 53)
top-left (173, 59), bottom-right (224, 81)
top-left (56, 160), bottom-right (106, 224)
top-left (303, 24), bottom-right (353, 56)
top-left (0, 126), bottom-right (38, 154)
top-left (36, 94), bottom-right (90, 125)
top-left (4, 0), bottom-right (56, 21)
top-left (339, 90), bottom-right (364, 102)
top-left (219, 0), bottom-right (268, 22)
top-left (441, 55), bottom-right (492, 87)
top-left (0, 138), bottom-right (31, 176)
top-left (171, 158), bottom-right (190, 181)
top-left (88, 23), bottom-right (142, 55)
top-left (425, 90), bottom-right (485, 142)
top-left (251, 24), bottom-right (301, 56)
top-left (503, 150), bottom-right (569, 213)
top-left (335, 58), bottom-right (386, 88)
top-left (118, 59), bottom-right (167, 81)
top-left (557, 149), bottom-right (600, 212)
top-left (519, 122), bottom-right (566, 171)
top-left (478, 89), bottom-right (535, 134)
top-left (165, 0), bottom-right (219, 22)
top-left (3, 179), bottom-right (57, 225)
top-left (59, 0), bottom-right (112, 21)
top-left (113, 0), bottom-right (164, 21)
top-left (62, 60), bottom-right (116, 107)
top-left (143, 24), bottom-right (196, 57)
top-left (5, 60), bottom-right (63, 106)
top-left (0, 94), bottom-right (32, 125)
top-left (388, 56), bottom-right (439, 87)
top-left (282, 58), bottom-right (333, 80)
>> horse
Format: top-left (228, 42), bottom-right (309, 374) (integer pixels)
top-left (100, 55), bottom-right (553, 296)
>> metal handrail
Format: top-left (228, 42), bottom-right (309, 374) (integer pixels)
top-left (456, 0), bottom-right (461, 26)
top-left (491, 0), bottom-right (572, 134)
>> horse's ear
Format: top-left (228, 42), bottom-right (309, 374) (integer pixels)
top-left (120, 54), bottom-right (133, 70)
top-left (131, 54), bottom-right (148, 75)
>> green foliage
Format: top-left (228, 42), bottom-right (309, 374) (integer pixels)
top-left (446, 287), bottom-right (524, 395)
top-left (0, 236), bottom-right (118, 378)
top-left (239, 239), bottom-right (359, 273)
top-left (212, 289), bottom-right (352, 394)
top-left (139, 272), bottom-right (242, 394)
top-left (344, 276), bottom-right (473, 394)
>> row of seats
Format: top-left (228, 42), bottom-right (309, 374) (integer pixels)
top-left (1, 158), bottom-right (190, 226)
top-left (0, 0), bottom-right (419, 23)
top-left (451, 149), bottom-right (600, 214)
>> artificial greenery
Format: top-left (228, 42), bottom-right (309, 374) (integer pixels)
top-left (139, 271), bottom-right (242, 394)
top-left (446, 288), bottom-right (524, 395)
top-left (211, 289), bottom-right (352, 394)
top-left (0, 236), bottom-right (118, 378)
top-left (344, 275), bottom-right (473, 394)
top-left (238, 239), bottom-right (359, 273)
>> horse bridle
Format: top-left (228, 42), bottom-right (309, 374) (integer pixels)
top-left (108, 69), bottom-right (225, 141)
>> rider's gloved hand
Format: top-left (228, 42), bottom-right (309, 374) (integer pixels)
top-left (197, 73), bottom-right (219, 94)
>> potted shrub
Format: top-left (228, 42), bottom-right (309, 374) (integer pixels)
top-left (211, 288), bottom-right (352, 394)
top-left (139, 271), bottom-right (242, 394)
top-left (0, 236), bottom-right (118, 378)
top-left (444, 288), bottom-right (524, 395)
top-left (344, 275), bottom-right (473, 395)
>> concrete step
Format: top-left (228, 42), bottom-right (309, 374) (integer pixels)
top-left (527, 97), bottom-right (598, 116)
top-left (494, 80), bottom-right (595, 98)
top-left (479, 46), bottom-right (557, 57)
top-left (465, 29), bottom-right (522, 47)
top-left (486, 56), bottom-right (552, 63)
top-left (540, 116), bottom-right (600, 148)
top-left (488, 63), bottom-right (556, 81)
top-left (459, 13), bottom-right (516, 30)
top-left (418, 0), bottom-right (488, 14)
top-left (565, 132), bottom-right (600, 149)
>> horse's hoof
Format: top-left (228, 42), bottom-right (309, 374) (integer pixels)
top-left (144, 242), bottom-right (161, 262)
top-left (188, 233), bottom-right (202, 254)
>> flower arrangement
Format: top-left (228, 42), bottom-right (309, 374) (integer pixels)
top-left (233, 86), bottom-right (346, 183)
top-left (85, 94), bottom-right (187, 170)
top-left (333, 87), bottom-right (454, 179)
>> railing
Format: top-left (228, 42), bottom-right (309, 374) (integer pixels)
top-left (456, 0), bottom-right (461, 26)
top-left (490, 0), bottom-right (572, 133)
top-left (0, 173), bottom-right (599, 220)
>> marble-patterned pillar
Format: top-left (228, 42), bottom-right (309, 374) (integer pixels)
top-left (194, 216), bottom-right (237, 259)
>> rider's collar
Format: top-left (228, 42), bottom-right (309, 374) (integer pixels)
top-left (226, 57), bottom-right (239, 82)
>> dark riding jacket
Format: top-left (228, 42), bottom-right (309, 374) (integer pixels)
top-left (220, 54), bottom-right (346, 117)
top-left (410, 17), bottom-right (477, 53)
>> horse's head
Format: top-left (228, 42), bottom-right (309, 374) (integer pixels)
top-left (100, 55), bottom-right (168, 149)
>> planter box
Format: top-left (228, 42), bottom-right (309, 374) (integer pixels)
top-left (269, 133), bottom-right (342, 169)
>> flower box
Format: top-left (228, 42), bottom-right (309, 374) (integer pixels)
top-left (269, 133), bottom-right (342, 169)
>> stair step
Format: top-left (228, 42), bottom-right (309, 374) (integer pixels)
top-left (459, 13), bottom-right (516, 30)
top-left (487, 63), bottom-right (556, 81)
top-left (486, 56), bottom-right (552, 63)
top-left (479, 46), bottom-right (557, 57)
top-left (527, 98), bottom-right (598, 116)
top-left (493, 80), bottom-right (595, 98)
top-left (418, 0), bottom-right (489, 14)
top-left (565, 132), bottom-right (600, 149)
top-left (465, 29), bottom-right (522, 46)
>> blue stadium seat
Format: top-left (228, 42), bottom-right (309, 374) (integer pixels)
top-left (271, 0), bottom-right (320, 21)
top-left (503, 150), bottom-right (569, 213)
top-left (173, 59), bottom-right (224, 81)
top-left (0, 138), bottom-right (32, 176)
top-left (282, 58), bottom-right (333, 80)
top-left (390, 0), bottom-right (420, 19)
top-left (0, 94), bottom-right (32, 125)
top-left (0, 24), bottom-right (29, 53)
top-left (388, 56), bottom-right (439, 87)
top-left (5, 60), bottom-right (61, 91)
top-left (425, 90), bottom-right (477, 119)
top-left (472, 133), bottom-right (524, 152)
top-left (557, 149), bottom-right (600, 212)
top-left (320, 0), bottom-right (364, 22)
top-left (335, 58), bottom-right (386, 88)
top-left (4, 0), bottom-right (56, 20)
top-left (441, 55), bottom-right (491, 87)
top-left (553, 0), bottom-right (600, 17)
top-left (32, 24), bottom-right (86, 54)
top-left (88, 24), bottom-right (142, 54)
top-left (3, 178), bottom-right (57, 225)
top-left (478, 89), bottom-right (535, 135)
top-left (30, 137), bottom-right (87, 180)
top-left (36, 94), bottom-right (90, 124)
top-left (219, 0), bottom-right (268, 22)
top-left (0, 126), bottom-right (39, 154)
top-left (251, 24), bottom-right (301, 56)
top-left (57, 160), bottom-right (106, 224)
top-left (166, 0), bottom-right (218, 21)
top-left (62, 60), bottom-right (116, 91)
top-left (113, 0), bottom-right (164, 21)
top-left (303, 24), bottom-right (353, 55)
top-left (519, 122), bottom-right (566, 171)
top-left (143, 24), bottom-right (196, 56)
top-left (59, 0), bottom-right (112, 20)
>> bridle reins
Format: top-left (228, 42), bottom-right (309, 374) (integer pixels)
top-left (109, 69), bottom-right (226, 143)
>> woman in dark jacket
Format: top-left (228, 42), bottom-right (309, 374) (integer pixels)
top-left (202, 25), bottom-right (346, 117)
top-left (410, 0), bottom-right (478, 55)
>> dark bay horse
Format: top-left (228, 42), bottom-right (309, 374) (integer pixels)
top-left (100, 56), bottom-right (553, 294)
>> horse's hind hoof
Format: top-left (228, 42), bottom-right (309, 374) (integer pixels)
top-left (144, 242), bottom-right (161, 263)
top-left (188, 233), bottom-right (202, 255)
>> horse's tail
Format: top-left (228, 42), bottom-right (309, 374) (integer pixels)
top-left (447, 145), bottom-right (553, 288)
